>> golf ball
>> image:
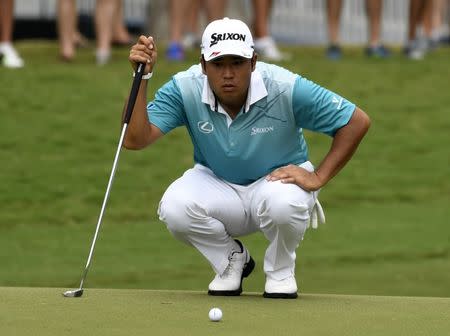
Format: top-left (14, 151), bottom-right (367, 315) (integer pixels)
top-left (208, 307), bottom-right (222, 322)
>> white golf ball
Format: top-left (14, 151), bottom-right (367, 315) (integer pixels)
top-left (208, 307), bottom-right (222, 322)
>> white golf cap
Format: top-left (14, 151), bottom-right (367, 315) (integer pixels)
top-left (201, 17), bottom-right (254, 61)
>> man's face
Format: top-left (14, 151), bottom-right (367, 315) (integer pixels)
top-left (202, 55), bottom-right (256, 109)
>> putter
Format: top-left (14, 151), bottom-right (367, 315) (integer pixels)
top-left (63, 63), bottom-right (145, 298)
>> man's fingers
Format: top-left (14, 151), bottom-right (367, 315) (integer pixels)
top-left (266, 170), bottom-right (289, 181)
top-left (132, 36), bottom-right (156, 59)
top-left (137, 43), bottom-right (152, 51)
top-left (129, 52), bottom-right (151, 64)
top-left (147, 36), bottom-right (156, 51)
top-left (281, 177), bottom-right (295, 184)
top-left (131, 44), bottom-right (153, 56)
top-left (128, 35), bottom-right (157, 75)
top-left (138, 35), bottom-right (151, 46)
top-left (130, 44), bottom-right (155, 63)
top-left (136, 35), bottom-right (156, 51)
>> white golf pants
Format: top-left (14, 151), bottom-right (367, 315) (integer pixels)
top-left (158, 162), bottom-right (322, 281)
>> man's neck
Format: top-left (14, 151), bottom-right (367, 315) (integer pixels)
top-left (219, 96), bottom-right (247, 120)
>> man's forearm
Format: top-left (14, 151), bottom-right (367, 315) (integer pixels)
top-left (315, 107), bottom-right (371, 186)
top-left (122, 80), bottom-right (151, 149)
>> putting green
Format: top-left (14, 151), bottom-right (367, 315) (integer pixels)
top-left (1, 287), bottom-right (448, 335)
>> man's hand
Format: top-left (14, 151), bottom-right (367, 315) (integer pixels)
top-left (266, 164), bottom-right (324, 191)
top-left (129, 35), bottom-right (158, 75)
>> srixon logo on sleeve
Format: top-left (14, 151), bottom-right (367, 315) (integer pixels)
top-left (209, 33), bottom-right (246, 47)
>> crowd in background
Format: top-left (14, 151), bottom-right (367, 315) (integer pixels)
top-left (1, 0), bottom-right (133, 67)
top-left (1, 0), bottom-right (449, 68)
top-left (166, 0), bottom-right (287, 62)
top-left (57, 0), bottom-right (133, 64)
top-left (325, 0), bottom-right (449, 60)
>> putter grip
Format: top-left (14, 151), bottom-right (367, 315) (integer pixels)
top-left (123, 63), bottom-right (145, 124)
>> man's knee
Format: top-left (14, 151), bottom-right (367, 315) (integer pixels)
top-left (158, 193), bottom-right (202, 235)
top-left (257, 191), bottom-right (312, 232)
top-left (159, 192), bottom-right (227, 238)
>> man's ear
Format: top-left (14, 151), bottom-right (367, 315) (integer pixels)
top-left (251, 54), bottom-right (257, 71)
top-left (201, 57), bottom-right (206, 75)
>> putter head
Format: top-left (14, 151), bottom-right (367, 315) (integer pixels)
top-left (63, 289), bottom-right (84, 297)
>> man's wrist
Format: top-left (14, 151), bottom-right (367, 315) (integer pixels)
top-left (313, 170), bottom-right (327, 190)
top-left (133, 71), bottom-right (153, 80)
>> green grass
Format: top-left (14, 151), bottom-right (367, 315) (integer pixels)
top-left (1, 287), bottom-right (449, 336)
top-left (0, 40), bottom-right (449, 298)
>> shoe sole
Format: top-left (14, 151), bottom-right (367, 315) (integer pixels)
top-left (208, 256), bottom-right (255, 296)
top-left (263, 291), bottom-right (298, 299)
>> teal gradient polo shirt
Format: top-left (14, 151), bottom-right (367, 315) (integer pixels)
top-left (147, 62), bottom-right (355, 185)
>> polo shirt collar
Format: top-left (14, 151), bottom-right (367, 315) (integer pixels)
top-left (201, 69), bottom-right (268, 114)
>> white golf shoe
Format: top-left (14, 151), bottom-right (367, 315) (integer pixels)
top-left (254, 36), bottom-right (287, 62)
top-left (96, 49), bottom-right (111, 66)
top-left (0, 43), bottom-right (24, 68)
top-left (263, 275), bottom-right (298, 299)
top-left (208, 240), bottom-right (255, 296)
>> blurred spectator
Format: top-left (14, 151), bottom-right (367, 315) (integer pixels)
top-left (326, 0), bottom-right (390, 60)
top-left (423, 0), bottom-right (445, 48)
top-left (57, 0), bottom-right (132, 64)
top-left (251, 0), bottom-right (286, 61)
top-left (437, 0), bottom-right (450, 44)
top-left (0, 0), bottom-right (24, 68)
top-left (404, 0), bottom-right (435, 60)
top-left (167, 0), bottom-right (226, 61)
top-left (111, 1), bottom-right (133, 46)
top-left (181, 0), bottom-right (203, 50)
top-left (405, 0), bottom-right (450, 59)
top-left (57, 0), bottom-right (88, 61)
top-left (95, 0), bottom-right (132, 65)
top-left (166, 0), bottom-right (190, 61)
top-left (427, 0), bottom-right (448, 46)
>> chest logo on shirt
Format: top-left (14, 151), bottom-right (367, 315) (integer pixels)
top-left (198, 121), bottom-right (214, 134)
top-left (251, 126), bottom-right (274, 136)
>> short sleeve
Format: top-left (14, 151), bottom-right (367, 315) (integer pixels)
top-left (292, 76), bottom-right (356, 136)
top-left (148, 78), bottom-right (186, 134)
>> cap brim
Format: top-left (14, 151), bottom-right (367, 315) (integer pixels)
top-left (203, 48), bottom-right (254, 61)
